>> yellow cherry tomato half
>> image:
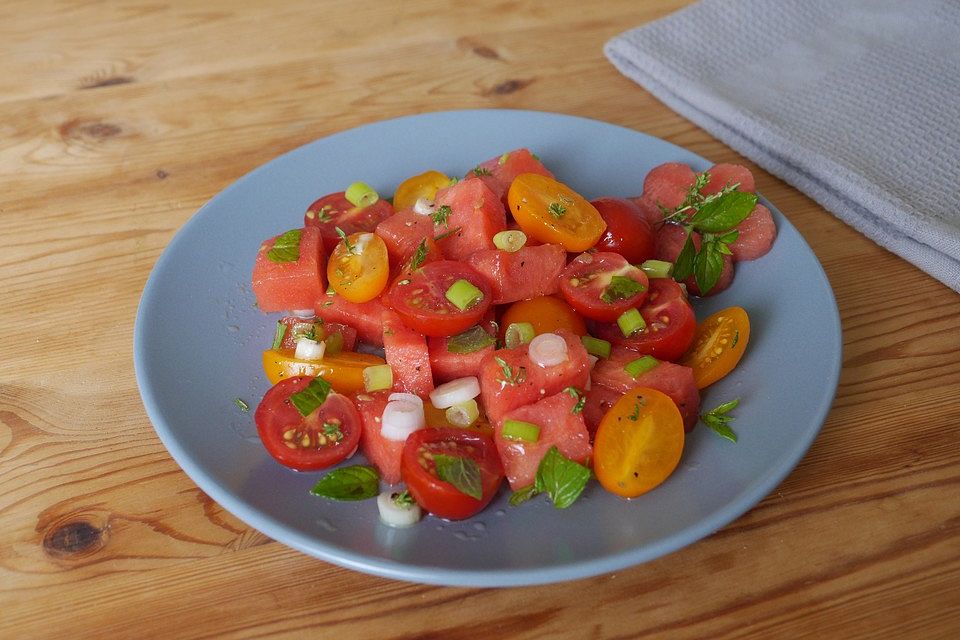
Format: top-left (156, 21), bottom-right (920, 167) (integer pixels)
top-left (422, 402), bottom-right (495, 438)
top-left (327, 232), bottom-right (389, 303)
top-left (593, 387), bottom-right (685, 498)
top-left (680, 306), bottom-right (750, 389)
top-left (262, 349), bottom-right (386, 394)
top-left (507, 173), bottom-right (606, 252)
top-left (499, 295), bottom-right (587, 339)
top-left (392, 170), bottom-right (451, 211)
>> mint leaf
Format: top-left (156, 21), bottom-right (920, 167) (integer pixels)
top-left (289, 377), bottom-right (332, 417)
top-left (600, 275), bottom-right (646, 304)
top-left (535, 446), bottom-right (590, 509)
top-left (267, 229), bottom-right (302, 263)
top-left (310, 465), bottom-right (380, 500)
top-left (509, 484), bottom-right (538, 507)
top-left (446, 325), bottom-right (496, 354)
top-left (433, 454), bottom-right (482, 500)
top-left (672, 229), bottom-right (696, 281)
top-left (689, 191), bottom-right (757, 233)
top-left (693, 240), bottom-right (725, 294)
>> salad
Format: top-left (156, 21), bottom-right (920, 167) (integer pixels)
top-left (249, 148), bottom-right (776, 526)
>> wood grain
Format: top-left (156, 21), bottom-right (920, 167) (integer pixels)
top-left (2, 1), bottom-right (959, 638)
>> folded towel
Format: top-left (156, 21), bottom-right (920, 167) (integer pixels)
top-left (605, 0), bottom-right (960, 292)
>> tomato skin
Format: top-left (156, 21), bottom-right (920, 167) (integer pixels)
top-left (262, 349), bottom-right (385, 393)
top-left (680, 306), bottom-right (750, 389)
top-left (558, 252), bottom-right (650, 322)
top-left (327, 232), bottom-right (390, 303)
top-left (507, 173), bottom-right (606, 252)
top-left (305, 192), bottom-right (395, 254)
top-left (593, 387), bottom-right (684, 498)
top-left (499, 296), bottom-right (587, 339)
top-left (401, 428), bottom-right (504, 520)
top-left (255, 376), bottom-right (362, 471)
top-left (384, 260), bottom-right (492, 337)
top-left (392, 170), bottom-right (450, 211)
top-left (592, 197), bottom-right (657, 264)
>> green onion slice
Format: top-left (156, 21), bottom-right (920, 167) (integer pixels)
top-left (502, 419), bottom-right (541, 442)
top-left (445, 399), bottom-right (480, 427)
top-left (446, 326), bottom-right (495, 354)
top-left (493, 230), bottom-right (527, 252)
top-left (617, 308), bottom-right (646, 337)
top-left (580, 335), bottom-right (611, 358)
top-left (363, 364), bottom-right (393, 392)
top-left (504, 322), bottom-right (535, 349)
top-left (323, 331), bottom-right (344, 355)
top-left (345, 181), bottom-right (379, 208)
top-left (624, 355), bottom-right (660, 378)
top-left (640, 259), bottom-right (674, 279)
top-left (445, 279), bottom-right (484, 311)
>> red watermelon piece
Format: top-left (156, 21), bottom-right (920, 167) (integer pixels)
top-left (433, 177), bottom-right (507, 261)
top-left (315, 293), bottom-right (386, 346)
top-left (383, 310), bottom-right (434, 398)
top-left (642, 162), bottom-right (697, 211)
top-left (730, 204), bottom-right (777, 261)
top-left (374, 208), bottom-right (436, 267)
top-left (252, 227), bottom-right (326, 313)
top-left (465, 243), bottom-right (566, 304)
top-left (428, 330), bottom-right (495, 383)
top-left (353, 391), bottom-right (404, 484)
top-left (472, 148), bottom-right (555, 202)
top-left (701, 163), bottom-right (756, 195)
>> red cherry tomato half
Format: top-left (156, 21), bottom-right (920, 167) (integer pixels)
top-left (591, 277), bottom-right (696, 361)
top-left (559, 252), bottom-right (650, 322)
top-left (384, 260), bottom-right (492, 337)
top-left (304, 191), bottom-right (395, 254)
top-left (254, 376), bottom-right (362, 471)
top-left (401, 427), bottom-right (504, 520)
top-left (591, 197), bottom-right (657, 264)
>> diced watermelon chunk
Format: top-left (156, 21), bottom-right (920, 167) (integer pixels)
top-left (383, 310), bottom-right (434, 398)
top-left (252, 227), bottom-right (326, 313)
top-left (465, 243), bottom-right (566, 304)
top-left (374, 208), bottom-right (436, 267)
top-left (730, 204), bottom-right (776, 261)
top-left (314, 293), bottom-right (386, 346)
top-left (655, 223), bottom-right (734, 296)
top-left (701, 163), bottom-right (756, 195)
top-left (496, 390), bottom-right (592, 490)
top-left (353, 391), bottom-right (404, 484)
top-left (642, 162), bottom-right (696, 211)
top-left (428, 329), bottom-right (496, 383)
top-left (478, 330), bottom-right (590, 426)
top-left (592, 347), bottom-right (700, 431)
top-left (473, 148), bottom-right (555, 202)
top-left (433, 177), bottom-right (506, 260)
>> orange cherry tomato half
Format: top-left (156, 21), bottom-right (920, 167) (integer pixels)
top-left (680, 306), bottom-right (750, 389)
top-left (507, 173), bottom-right (606, 252)
top-left (499, 295), bottom-right (587, 339)
top-left (327, 231), bottom-right (389, 303)
top-left (593, 387), bottom-right (685, 498)
top-left (393, 170), bottom-right (451, 211)
top-left (262, 349), bottom-right (386, 394)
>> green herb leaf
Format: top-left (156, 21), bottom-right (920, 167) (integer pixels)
top-left (336, 227), bottom-right (356, 254)
top-left (700, 398), bottom-right (741, 443)
top-left (509, 484), bottom-right (538, 506)
top-left (267, 229), bottom-right (302, 263)
top-left (534, 446), bottom-right (590, 509)
top-left (599, 275), bottom-right (646, 304)
top-left (689, 191), bottom-right (757, 233)
top-left (672, 229), bottom-right (696, 281)
top-left (433, 454), bottom-right (482, 500)
top-left (310, 465), bottom-right (380, 501)
top-left (472, 166), bottom-right (492, 176)
top-left (433, 225), bottom-right (461, 242)
top-left (272, 321), bottom-right (286, 350)
top-left (234, 398), bottom-right (249, 412)
top-left (693, 240), bottom-right (725, 295)
top-left (289, 377), bottom-right (333, 417)
top-left (432, 204), bottom-right (452, 227)
top-left (409, 238), bottom-right (429, 271)
top-left (392, 489), bottom-right (415, 507)
top-left (494, 356), bottom-right (526, 386)
top-left (627, 402), bottom-right (641, 421)
top-left (564, 387), bottom-right (586, 414)
top-left (548, 201), bottom-right (567, 218)
top-left (446, 325), bottom-right (496, 354)
top-left (321, 420), bottom-right (343, 441)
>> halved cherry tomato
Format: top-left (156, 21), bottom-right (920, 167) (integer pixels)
top-left (393, 170), bottom-right (451, 211)
top-left (401, 427), bottom-right (504, 520)
top-left (262, 349), bottom-right (385, 393)
top-left (499, 295), bottom-right (587, 339)
top-left (254, 376), bottom-right (362, 471)
top-left (591, 278), bottom-right (696, 361)
top-left (423, 402), bottom-right (494, 437)
top-left (558, 252), bottom-right (650, 322)
top-left (327, 232), bottom-right (389, 303)
top-left (593, 387), bottom-right (684, 498)
top-left (384, 260), bottom-right (492, 337)
top-left (680, 306), bottom-right (750, 389)
top-left (507, 173), bottom-right (606, 251)
top-left (304, 191), bottom-right (395, 254)
top-left (592, 197), bottom-right (657, 264)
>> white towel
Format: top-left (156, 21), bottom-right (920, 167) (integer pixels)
top-left (605, 0), bottom-right (960, 292)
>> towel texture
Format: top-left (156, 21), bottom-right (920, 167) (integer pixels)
top-left (605, 0), bottom-right (960, 292)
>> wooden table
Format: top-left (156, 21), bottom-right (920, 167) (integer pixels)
top-left (3, 1), bottom-right (958, 637)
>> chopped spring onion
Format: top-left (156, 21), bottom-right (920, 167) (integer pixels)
top-left (624, 355), bottom-right (660, 378)
top-left (380, 398), bottom-right (425, 442)
top-left (388, 392), bottom-right (423, 408)
top-left (580, 335), bottom-right (611, 358)
top-left (272, 321), bottom-right (286, 350)
top-left (640, 259), bottom-right (674, 279)
top-left (502, 419), bottom-right (541, 443)
top-left (446, 325), bottom-right (495, 354)
top-left (617, 308), bottom-right (646, 337)
top-left (445, 279), bottom-right (483, 311)
top-left (377, 490), bottom-right (421, 528)
top-left (504, 322), bottom-right (535, 348)
top-left (323, 331), bottom-right (344, 355)
top-left (291, 309), bottom-right (316, 318)
top-left (528, 333), bottom-right (568, 368)
top-left (294, 337), bottom-right (326, 361)
top-left (445, 399), bottom-right (480, 427)
top-left (413, 197), bottom-right (436, 216)
top-left (345, 181), bottom-right (379, 208)
top-left (363, 364), bottom-right (393, 392)
top-left (430, 376), bottom-right (481, 409)
top-left (493, 230), bottom-right (527, 252)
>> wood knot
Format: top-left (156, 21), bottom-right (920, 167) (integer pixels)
top-left (156, 169), bottom-right (169, 179)
top-left (80, 75), bottom-right (135, 90)
top-left (59, 118), bottom-right (123, 141)
top-left (42, 519), bottom-right (107, 559)
top-left (484, 78), bottom-right (533, 96)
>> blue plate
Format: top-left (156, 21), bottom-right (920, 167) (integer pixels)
top-left (134, 109), bottom-right (841, 587)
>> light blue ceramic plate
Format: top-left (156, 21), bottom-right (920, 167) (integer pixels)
top-left (134, 110), bottom-right (841, 587)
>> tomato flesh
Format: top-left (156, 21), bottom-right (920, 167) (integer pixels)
top-left (559, 252), bottom-right (650, 322)
top-left (255, 376), bottom-right (361, 471)
top-left (508, 173), bottom-right (606, 252)
top-left (499, 296), bottom-right (587, 339)
top-left (262, 349), bottom-right (385, 394)
top-left (392, 170), bottom-right (451, 211)
top-left (328, 232), bottom-right (390, 303)
top-left (680, 306), bottom-right (750, 389)
top-left (401, 428), bottom-right (504, 520)
top-left (384, 260), bottom-right (492, 337)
